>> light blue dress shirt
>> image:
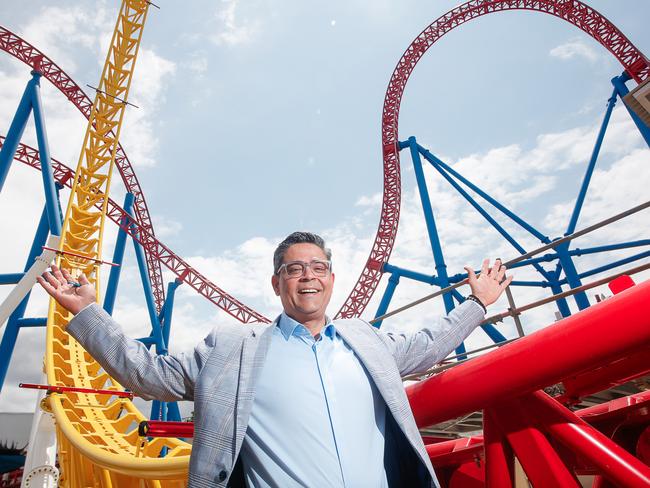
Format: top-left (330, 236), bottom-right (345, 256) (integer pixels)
top-left (241, 313), bottom-right (389, 487)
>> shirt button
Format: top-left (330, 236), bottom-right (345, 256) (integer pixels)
top-left (217, 470), bottom-right (228, 481)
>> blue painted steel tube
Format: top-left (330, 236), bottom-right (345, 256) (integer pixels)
top-left (509, 280), bottom-right (552, 288)
top-left (570, 240), bottom-right (650, 256)
top-left (407, 137), bottom-right (455, 316)
top-left (0, 205), bottom-right (50, 392)
top-left (417, 145), bottom-right (550, 244)
top-left (555, 243), bottom-right (590, 310)
top-left (611, 73), bottom-right (650, 148)
top-left (480, 323), bottom-right (507, 343)
top-left (566, 87), bottom-right (618, 236)
top-left (131, 225), bottom-right (166, 354)
top-left (16, 318), bottom-right (47, 327)
top-left (103, 193), bottom-right (135, 315)
top-left (166, 401), bottom-right (182, 422)
top-left (549, 282), bottom-right (572, 318)
top-left (382, 263), bottom-right (436, 285)
top-left (150, 400), bottom-right (162, 421)
top-left (162, 279), bottom-right (182, 347)
top-left (135, 337), bottom-right (156, 346)
top-left (572, 249), bottom-right (650, 282)
top-left (0, 273), bottom-right (26, 285)
top-left (373, 272), bottom-right (400, 329)
top-left (0, 74), bottom-right (35, 192)
top-left (30, 73), bottom-right (62, 235)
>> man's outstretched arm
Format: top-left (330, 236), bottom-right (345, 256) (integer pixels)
top-left (378, 258), bottom-right (513, 377)
top-left (37, 265), bottom-right (214, 401)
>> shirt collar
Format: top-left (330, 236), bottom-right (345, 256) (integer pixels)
top-left (278, 312), bottom-right (336, 340)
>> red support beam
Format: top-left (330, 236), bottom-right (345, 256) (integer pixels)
top-left (425, 436), bottom-right (484, 468)
top-left (491, 397), bottom-right (581, 487)
top-left (138, 420), bottom-right (194, 438)
top-left (526, 391), bottom-right (650, 487)
top-left (407, 280), bottom-right (650, 427)
top-left (483, 408), bottom-right (514, 488)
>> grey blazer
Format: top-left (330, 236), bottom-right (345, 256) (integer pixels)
top-left (67, 301), bottom-right (484, 488)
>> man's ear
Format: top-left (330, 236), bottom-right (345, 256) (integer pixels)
top-left (271, 274), bottom-right (280, 296)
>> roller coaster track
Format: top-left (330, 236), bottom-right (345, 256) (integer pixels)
top-left (0, 136), bottom-right (271, 324)
top-left (35, 2), bottom-right (194, 485)
top-left (336, 0), bottom-right (650, 319)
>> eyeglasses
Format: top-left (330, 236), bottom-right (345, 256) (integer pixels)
top-left (277, 259), bottom-right (332, 278)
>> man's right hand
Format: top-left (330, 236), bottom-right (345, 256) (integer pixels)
top-left (37, 265), bottom-right (96, 315)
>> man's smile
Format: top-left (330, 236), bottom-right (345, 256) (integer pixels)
top-left (298, 288), bottom-right (320, 295)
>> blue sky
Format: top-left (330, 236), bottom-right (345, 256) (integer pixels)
top-left (0, 0), bottom-right (649, 412)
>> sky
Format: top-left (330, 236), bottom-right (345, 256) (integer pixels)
top-left (0, 0), bottom-right (648, 416)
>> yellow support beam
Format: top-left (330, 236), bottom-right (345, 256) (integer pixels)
top-left (45, 1), bottom-right (191, 485)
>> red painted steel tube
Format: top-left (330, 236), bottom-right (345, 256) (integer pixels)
top-left (427, 391), bottom-right (650, 466)
top-left (492, 398), bottom-right (581, 488)
top-left (425, 436), bottom-right (483, 467)
top-left (138, 420), bottom-right (194, 438)
top-left (407, 279), bottom-right (650, 427)
top-left (578, 390), bottom-right (650, 421)
top-left (560, 347), bottom-right (650, 403)
top-left (483, 409), bottom-right (514, 488)
top-left (526, 391), bottom-right (650, 487)
top-left (42, 246), bottom-right (120, 267)
top-left (19, 382), bottom-right (133, 399)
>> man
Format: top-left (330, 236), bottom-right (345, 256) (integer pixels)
top-left (38, 231), bottom-right (512, 487)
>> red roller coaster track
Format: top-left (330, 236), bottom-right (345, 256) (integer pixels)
top-left (0, 136), bottom-right (271, 324)
top-left (336, 0), bottom-right (650, 319)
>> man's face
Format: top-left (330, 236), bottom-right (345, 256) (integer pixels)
top-left (271, 243), bottom-right (335, 325)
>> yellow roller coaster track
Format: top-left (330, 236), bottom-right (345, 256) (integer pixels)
top-left (45, 1), bottom-right (191, 486)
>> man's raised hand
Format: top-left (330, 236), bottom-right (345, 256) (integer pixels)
top-left (36, 265), bottom-right (96, 315)
top-left (464, 258), bottom-right (513, 308)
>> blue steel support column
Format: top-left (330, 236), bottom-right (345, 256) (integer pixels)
top-left (549, 279), bottom-right (572, 318)
top-left (552, 87), bottom-right (621, 312)
top-left (406, 137), bottom-right (455, 314)
top-left (103, 193), bottom-right (135, 315)
top-left (0, 73), bottom-right (37, 192)
top-left (555, 243), bottom-right (590, 310)
top-left (405, 137), bottom-right (467, 355)
top-left (373, 271), bottom-right (401, 329)
top-left (131, 226), bottom-right (166, 354)
top-left (566, 87), bottom-right (617, 235)
top-left (0, 205), bottom-right (50, 392)
top-left (162, 279), bottom-right (182, 347)
top-left (30, 71), bottom-right (62, 235)
top-left (611, 73), bottom-right (650, 148)
top-left (149, 278), bottom-right (184, 426)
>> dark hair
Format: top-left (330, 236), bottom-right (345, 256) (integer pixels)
top-left (273, 231), bottom-right (332, 274)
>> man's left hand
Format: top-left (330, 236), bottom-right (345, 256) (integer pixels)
top-left (464, 259), bottom-right (513, 307)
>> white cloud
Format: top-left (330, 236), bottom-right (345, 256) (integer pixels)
top-left (185, 53), bottom-right (209, 76)
top-left (549, 37), bottom-right (599, 62)
top-left (120, 48), bottom-right (176, 168)
top-left (210, 0), bottom-right (260, 46)
top-left (19, 5), bottom-right (113, 73)
top-left (152, 215), bottom-right (183, 238)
